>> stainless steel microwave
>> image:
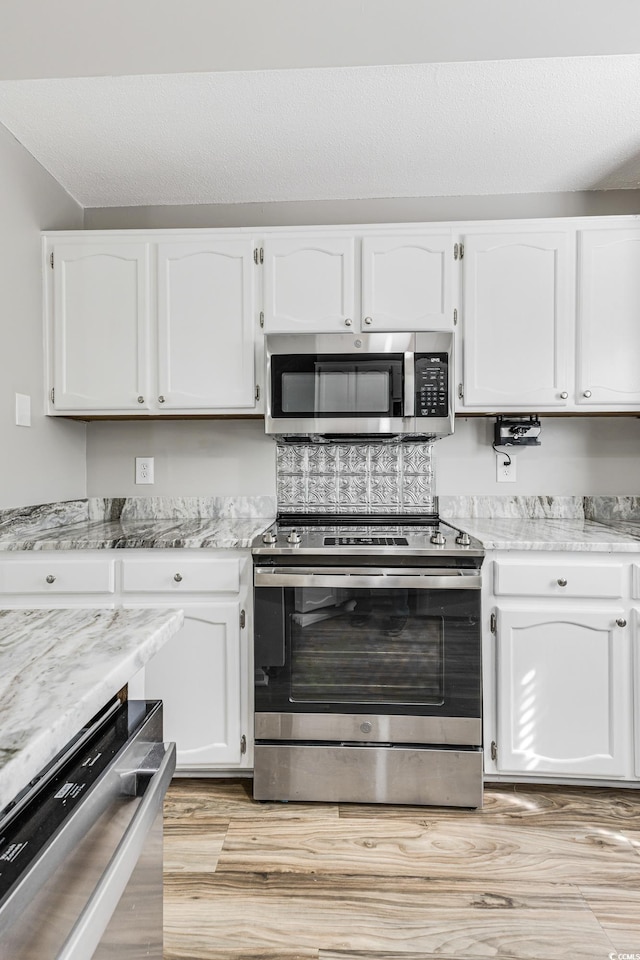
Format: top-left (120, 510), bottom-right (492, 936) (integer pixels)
top-left (264, 331), bottom-right (454, 438)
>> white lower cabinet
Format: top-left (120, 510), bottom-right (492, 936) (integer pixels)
top-left (0, 549), bottom-right (253, 774)
top-left (121, 551), bottom-right (252, 773)
top-left (126, 602), bottom-right (245, 769)
top-left (495, 607), bottom-right (629, 777)
top-left (485, 551), bottom-right (636, 783)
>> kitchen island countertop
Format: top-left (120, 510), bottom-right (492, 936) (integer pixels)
top-left (0, 606), bottom-right (184, 811)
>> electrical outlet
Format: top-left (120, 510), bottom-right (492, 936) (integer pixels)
top-left (135, 457), bottom-right (154, 484)
top-left (496, 452), bottom-right (516, 483)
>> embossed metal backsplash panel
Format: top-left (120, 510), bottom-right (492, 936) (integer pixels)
top-left (276, 442), bottom-right (436, 514)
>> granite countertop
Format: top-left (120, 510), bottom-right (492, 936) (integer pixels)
top-left (0, 517), bottom-right (273, 551)
top-left (0, 606), bottom-right (184, 811)
top-left (450, 517), bottom-right (640, 552)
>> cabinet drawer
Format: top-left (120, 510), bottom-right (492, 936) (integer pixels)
top-left (121, 557), bottom-right (240, 594)
top-left (493, 560), bottom-right (624, 598)
top-left (0, 558), bottom-right (115, 594)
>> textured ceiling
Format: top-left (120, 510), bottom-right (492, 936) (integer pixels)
top-left (0, 56), bottom-right (638, 207)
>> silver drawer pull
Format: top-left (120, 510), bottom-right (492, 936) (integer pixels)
top-left (557, 578), bottom-right (567, 587)
top-left (173, 573), bottom-right (183, 582)
top-left (616, 617), bottom-right (627, 628)
top-left (45, 574), bottom-right (56, 584)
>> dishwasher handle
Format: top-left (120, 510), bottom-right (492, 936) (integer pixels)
top-left (56, 741), bottom-right (176, 960)
top-left (254, 567), bottom-right (482, 590)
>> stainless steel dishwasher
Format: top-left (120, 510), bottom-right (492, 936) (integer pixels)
top-left (0, 698), bottom-right (174, 959)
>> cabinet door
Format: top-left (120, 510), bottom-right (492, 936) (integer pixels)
top-left (461, 232), bottom-right (571, 409)
top-left (577, 228), bottom-right (640, 407)
top-left (634, 609), bottom-right (640, 779)
top-left (361, 234), bottom-right (452, 331)
top-left (263, 236), bottom-right (356, 332)
top-left (140, 602), bottom-right (243, 768)
top-left (496, 607), bottom-right (629, 777)
top-left (157, 240), bottom-right (256, 409)
top-left (51, 241), bottom-right (150, 411)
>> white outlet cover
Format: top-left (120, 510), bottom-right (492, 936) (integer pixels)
top-left (496, 452), bottom-right (516, 483)
top-left (15, 393), bottom-right (31, 427)
top-left (135, 457), bottom-right (155, 484)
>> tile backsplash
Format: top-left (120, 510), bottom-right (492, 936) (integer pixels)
top-left (276, 441), bottom-right (436, 514)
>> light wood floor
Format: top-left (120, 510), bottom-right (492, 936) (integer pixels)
top-left (163, 778), bottom-right (640, 960)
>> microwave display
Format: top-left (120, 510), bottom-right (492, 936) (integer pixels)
top-left (272, 354), bottom-right (404, 419)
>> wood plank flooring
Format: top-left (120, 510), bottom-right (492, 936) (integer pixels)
top-left (163, 778), bottom-right (640, 960)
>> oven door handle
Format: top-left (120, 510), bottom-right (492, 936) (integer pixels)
top-left (254, 568), bottom-right (482, 590)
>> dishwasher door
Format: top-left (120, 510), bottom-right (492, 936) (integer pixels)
top-left (0, 700), bottom-right (175, 960)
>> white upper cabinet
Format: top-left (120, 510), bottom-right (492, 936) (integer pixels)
top-left (361, 234), bottom-right (452, 331)
top-left (50, 241), bottom-right (151, 411)
top-left (46, 234), bottom-right (257, 415)
top-left (157, 240), bottom-right (255, 409)
top-left (576, 227), bottom-right (640, 408)
top-left (460, 229), bottom-right (572, 410)
top-left (263, 236), bottom-right (356, 333)
top-left (263, 231), bottom-right (453, 333)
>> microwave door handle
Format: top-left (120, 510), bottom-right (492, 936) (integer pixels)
top-left (404, 352), bottom-right (415, 418)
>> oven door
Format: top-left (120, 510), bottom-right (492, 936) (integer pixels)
top-left (254, 566), bottom-right (482, 747)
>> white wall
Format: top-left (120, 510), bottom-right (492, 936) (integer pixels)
top-left (2, 0), bottom-right (639, 80)
top-left (86, 420), bottom-right (276, 499)
top-left (436, 417), bottom-right (640, 496)
top-left (84, 191), bottom-right (640, 231)
top-left (85, 416), bottom-right (640, 500)
top-left (0, 123), bottom-right (85, 510)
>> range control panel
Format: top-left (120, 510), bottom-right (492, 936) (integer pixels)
top-left (415, 353), bottom-right (449, 418)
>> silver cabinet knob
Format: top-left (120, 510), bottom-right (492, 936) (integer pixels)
top-left (344, 318), bottom-right (353, 327)
top-left (616, 617), bottom-right (627, 628)
top-left (45, 574), bottom-right (56, 584)
top-left (158, 395), bottom-right (165, 404)
top-left (583, 390), bottom-right (592, 398)
top-left (173, 573), bottom-right (183, 582)
top-left (364, 317), bottom-right (373, 325)
top-left (560, 391), bottom-right (569, 400)
top-left (137, 396), bottom-right (145, 404)
top-left (557, 578), bottom-right (567, 587)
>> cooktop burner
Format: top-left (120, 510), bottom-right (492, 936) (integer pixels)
top-left (252, 514), bottom-right (484, 558)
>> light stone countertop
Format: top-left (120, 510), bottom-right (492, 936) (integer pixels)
top-left (0, 606), bottom-right (184, 811)
top-left (450, 517), bottom-right (640, 552)
top-left (0, 517), bottom-right (273, 551)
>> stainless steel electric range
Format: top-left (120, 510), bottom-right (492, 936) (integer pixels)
top-left (252, 513), bottom-right (485, 808)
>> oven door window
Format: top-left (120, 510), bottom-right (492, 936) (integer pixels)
top-left (254, 584), bottom-right (481, 716)
top-left (291, 587), bottom-right (443, 704)
top-left (271, 354), bottom-right (404, 419)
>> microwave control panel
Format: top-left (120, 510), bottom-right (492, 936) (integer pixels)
top-left (415, 353), bottom-right (449, 418)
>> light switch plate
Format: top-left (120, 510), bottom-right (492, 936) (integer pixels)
top-left (15, 393), bottom-right (31, 427)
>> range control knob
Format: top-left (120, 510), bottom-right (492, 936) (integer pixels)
top-left (286, 529), bottom-right (302, 545)
top-left (430, 531), bottom-right (446, 546)
top-left (262, 529), bottom-right (277, 545)
top-left (455, 531), bottom-right (471, 546)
